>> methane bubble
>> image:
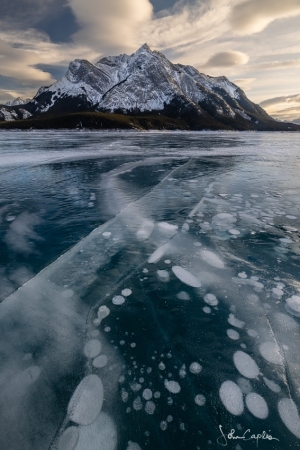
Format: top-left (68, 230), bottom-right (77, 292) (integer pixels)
top-left (233, 351), bottom-right (259, 379)
top-left (278, 398), bottom-right (300, 438)
top-left (245, 393), bottom-right (269, 419)
top-left (219, 381), bottom-right (244, 416)
top-left (67, 375), bottom-right (104, 426)
top-left (172, 266), bottom-right (201, 287)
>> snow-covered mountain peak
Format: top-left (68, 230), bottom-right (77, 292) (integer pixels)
top-left (13, 44), bottom-right (276, 130)
top-left (135, 43), bottom-right (152, 54)
top-left (5, 97), bottom-right (31, 106)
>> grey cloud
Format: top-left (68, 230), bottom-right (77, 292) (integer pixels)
top-left (230, 0), bottom-right (300, 35)
top-left (259, 93), bottom-right (300, 121)
top-left (253, 59), bottom-right (300, 70)
top-left (1, 0), bottom-right (66, 27)
top-left (260, 94), bottom-right (300, 108)
top-left (275, 105), bottom-right (300, 114)
top-left (231, 78), bottom-right (256, 90)
top-left (0, 91), bottom-right (14, 104)
top-left (202, 51), bottom-right (249, 68)
top-left (69, 0), bottom-right (153, 54)
top-left (0, 38), bottom-right (55, 85)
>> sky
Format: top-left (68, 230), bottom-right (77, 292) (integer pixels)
top-left (0, 0), bottom-right (299, 121)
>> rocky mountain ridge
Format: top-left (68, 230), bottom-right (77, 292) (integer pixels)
top-left (0, 44), bottom-right (299, 131)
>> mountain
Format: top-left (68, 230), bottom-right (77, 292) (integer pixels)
top-left (0, 44), bottom-right (299, 131)
top-left (5, 97), bottom-right (31, 106)
top-left (0, 105), bottom-right (32, 121)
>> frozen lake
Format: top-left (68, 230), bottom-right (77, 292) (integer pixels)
top-left (0, 131), bottom-right (300, 450)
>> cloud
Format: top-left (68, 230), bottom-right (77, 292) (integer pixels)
top-left (260, 94), bottom-right (300, 109)
top-left (0, 90), bottom-right (15, 104)
top-left (259, 93), bottom-right (300, 121)
top-left (1, 0), bottom-right (66, 27)
top-left (202, 50), bottom-right (249, 68)
top-left (0, 27), bottom-right (99, 94)
top-left (0, 39), bottom-right (54, 85)
top-left (231, 78), bottom-right (256, 91)
top-left (142, 0), bottom-right (232, 55)
top-left (252, 59), bottom-right (300, 70)
top-left (69, 0), bottom-right (153, 54)
top-left (230, 0), bottom-right (300, 35)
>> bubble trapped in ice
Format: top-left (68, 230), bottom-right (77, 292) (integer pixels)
top-left (112, 295), bottom-right (125, 305)
top-left (172, 266), bottom-right (201, 287)
top-left (189, 362), bottom-right (202, 374)
top-left (219, 380), bottom-right (244, 416)
top-left (233, 351), bottom-right (259, 379)
top-left (164, 380), bottom-right (181, 394)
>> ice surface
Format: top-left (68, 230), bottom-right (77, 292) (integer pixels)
top-left (237, 377), bottom-right (252, 394)
top-left (1, 132), bottom-right (300, 450)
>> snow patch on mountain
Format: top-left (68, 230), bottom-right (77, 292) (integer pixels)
top-left (6, 97), bottom-right (31, 106)
top-left (0, 107), bottom-right (18, 121)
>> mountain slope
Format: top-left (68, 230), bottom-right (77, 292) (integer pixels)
top-left (0, 44), bottom-right (299, 131)
top-left (5, 97), bottom-right (31, 106)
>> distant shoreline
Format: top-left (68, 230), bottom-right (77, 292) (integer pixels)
top-left (0, 111), bottom-right (299, 132)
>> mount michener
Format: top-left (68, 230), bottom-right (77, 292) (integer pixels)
top-left (0, 44), bottom-right (299, 131)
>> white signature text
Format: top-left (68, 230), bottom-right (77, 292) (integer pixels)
top-left (217, 425), bottom-right (280, 447)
